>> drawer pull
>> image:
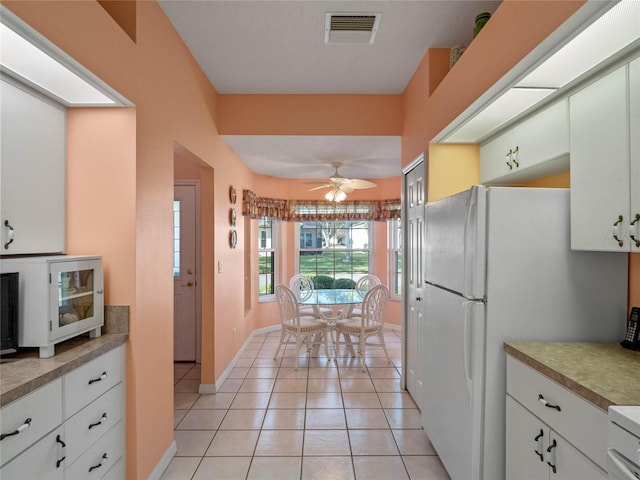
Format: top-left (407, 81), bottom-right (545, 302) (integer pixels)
top-left (546, 439), bottom-right (557, 474)
top-left (0, 417), bottom-right (32, 441)
top-left (88, 371), bottom-right (107, 385)
top-left (56, 434), bottom-right (66, 468)
top-left (538, 394), bottom-right (561, 411)
top-left (88, 413), bottom-right (108, 430)
top-left (534, 429), bottom-right (544, 461)
top-left (88, 453), bottom-right (108, 473)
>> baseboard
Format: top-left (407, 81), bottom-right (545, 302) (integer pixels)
top-left (147, 440), bottom-right (177, 480)
top-left (214, 325), bottom-right (280, 390)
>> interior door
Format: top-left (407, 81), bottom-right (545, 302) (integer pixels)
top-left (173, 184), bottom-right (198, 362)
top-left (404, 157), bottom-right (425, 409)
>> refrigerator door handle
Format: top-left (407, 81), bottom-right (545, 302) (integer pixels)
top-left (462, 192), bottom-right (478, 297)
top-left (463, 301), bottom-right (473, 408)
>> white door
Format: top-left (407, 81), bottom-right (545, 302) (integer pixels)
top-left (173, 184), bottom-right (199, 362)
top-left (404, 157), bottom-right (425, 409)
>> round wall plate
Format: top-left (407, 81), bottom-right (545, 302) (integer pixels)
top-left (229, 208), bottom-right (236, 226)
top-left (229, 229), bottom-right (237, 248)
top-left (229, 185), bottom-right (237, 204)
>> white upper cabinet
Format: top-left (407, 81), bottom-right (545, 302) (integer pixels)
top-left (1, 78), bottom-right (66, 255)
top-left (570, 56), bottom-right (639, 252)
top-left (480, 99), bottom-right (569, 185)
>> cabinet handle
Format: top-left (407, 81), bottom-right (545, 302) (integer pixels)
top-left (538, 394), bottom-right (561, 411)
top-left (88, 371), bottom-right (107, 385)
top-left (630, 214), bottom-right (640, 248)
top-left (89, 453), bottom-right (108, 473)
top-left (612, 215), bottom-right (624, 247)
top-left (88, 412), bottom-right (108, 430)
top-left (416, 296), bottom-right (422, 302)
top-left (512, 146), bottom-right (519, 167)
top-left (505, 149), bottom-right (513, 170)
top-left (3, 220), bottom-right (14, 249)
top-left (56, 434), bottom-right (66, 468)
top-left (534, 429), bottom-right (544, 461)
top-left (0, 417), bottom-right (32, 441)
top-left (546, 439), bottom-right (557, 474)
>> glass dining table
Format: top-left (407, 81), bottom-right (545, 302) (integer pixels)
top-left (299, 288), bottom-right (365, 357)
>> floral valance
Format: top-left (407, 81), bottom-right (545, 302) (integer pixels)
top-left (242, 189), bottom-right (400, 222)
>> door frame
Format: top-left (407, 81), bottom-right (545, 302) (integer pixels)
top-left (174, 180), bottom-right (202, 363)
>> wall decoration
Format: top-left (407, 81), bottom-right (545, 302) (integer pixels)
top-left (229, 185), bottom-right (237, 204)
top-left (229, 208), bottom-right (236, 227)
top-left (229, 229), bottom-right (237, 249)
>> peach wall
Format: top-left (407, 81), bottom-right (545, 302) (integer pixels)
top-left (427, 144), bottom-right (480, 202)
top-left (218, 94), bottom-right (403, 135)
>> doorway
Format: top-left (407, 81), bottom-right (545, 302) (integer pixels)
top-left (173, 181), bottom-right (201, 362)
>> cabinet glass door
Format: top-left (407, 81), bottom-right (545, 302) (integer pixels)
top-left (57, 268), bottom-right (95, 327)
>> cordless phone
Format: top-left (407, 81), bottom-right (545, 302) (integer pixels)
top-left (621, 306), bottom-right (640, 351)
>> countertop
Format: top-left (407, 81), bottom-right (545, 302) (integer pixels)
top-left (0, 333), bottom-right (127, 407)
top-left (504, 342), bottom-right (640, 411)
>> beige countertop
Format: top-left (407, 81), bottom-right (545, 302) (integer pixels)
top-left (504, 342), bottom-right (640, 411)
top-left (0, 333), bottom-right (127, 407)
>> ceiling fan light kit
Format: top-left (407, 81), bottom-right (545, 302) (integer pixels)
top-left (309, 162), bottom-right (377, 201)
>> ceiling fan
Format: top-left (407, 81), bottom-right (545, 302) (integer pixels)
top-left (307, 163), bottom-right (377, 202)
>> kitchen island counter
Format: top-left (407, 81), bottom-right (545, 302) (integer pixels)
top-left (504, 342), bottom-right (640, 411)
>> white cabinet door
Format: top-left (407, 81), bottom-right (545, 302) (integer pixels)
top-left (480, 99), bottom-right (569, 185)
top-left (0, 427), bottom-right (65, 480)
top-left (480, 130), bottom-right (514, 184)
top-left (0, 79), bottom-right (66, 255)
top-left (629, 57), bottom-right (640, 251)
top-left (551, 432), bottom-right (607, 480)
top-left (514, 99), bottom-right (569, 172)
top-left (506, 396), bottom-right (548, 479)
top-left (570, 65), bottom-right (630, 251)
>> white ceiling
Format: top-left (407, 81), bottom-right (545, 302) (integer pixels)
top-left (159, 0), bottom-right (501, 180)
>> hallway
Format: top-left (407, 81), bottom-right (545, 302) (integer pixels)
top-left (161, 329), bottom-right (450, 479)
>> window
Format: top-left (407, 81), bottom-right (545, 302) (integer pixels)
top-left (388, 218), bottom-right (402, 298)
top-left (297, 221), bottom-right (371, 288)
top-left (173, 200), bottom-right (180, 278)
top-left (258, 217), bottom-right (276, 297)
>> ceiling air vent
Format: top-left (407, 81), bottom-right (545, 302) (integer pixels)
top-left (324, 13), bottom-right (381, 45)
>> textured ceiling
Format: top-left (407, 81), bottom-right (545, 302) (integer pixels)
top-left (159, 1), bottom-right (501, 179)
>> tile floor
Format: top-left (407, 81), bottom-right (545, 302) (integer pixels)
top-left (161, 329), bottom-right (451, 480)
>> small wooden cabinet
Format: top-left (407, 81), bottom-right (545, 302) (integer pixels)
top-left (0, 78), bottom-right (66, 255)
top-left (570, 55), bottom-right (640, 252)
top-left (0, 346), bottom-right (125, 480)
top-left (505, 356), bottom-right (607, 479)
top-left (480, 99), bottom-right (569, 185)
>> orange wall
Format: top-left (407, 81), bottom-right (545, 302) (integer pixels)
top-left (6, 0), bottom-right (638, 478)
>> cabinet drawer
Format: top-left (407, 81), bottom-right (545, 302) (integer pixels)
top-left (0, 427), bottom-right (64, 480)
top-left (102, 458), bottom-right (125, 480)
top-left (507, 356), bottom-right (609, 470)
top-left (64, 420), bottom-right (124, 480)
top-left (64, 346), bottom-right (124, 418)
top-left (64, 383), bottom-right (124, 465)
top-left (0, 379), bottom-right (63, 466)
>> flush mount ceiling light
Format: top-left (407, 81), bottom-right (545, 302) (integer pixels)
top-left (324, 13), bottom-right (381, 45)
top-left (0, 6), bottom-right (130, 106)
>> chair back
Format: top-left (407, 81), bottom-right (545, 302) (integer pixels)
top-left (289, 274), bottom-right (315, 302)
top-left (276, 284), bottom-right (302, 327)
top-left (355, 275), bottom-right (381, 295)
top-left (360, 284), bottom-right (389, 328)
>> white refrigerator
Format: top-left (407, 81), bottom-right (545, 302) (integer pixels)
top-left (421, 186), bottom-right (628, 480)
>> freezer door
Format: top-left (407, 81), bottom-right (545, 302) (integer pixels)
top-left (422, 284), bottom-right (486, 480)
top-left (425, 186), bottom-right (486, 299)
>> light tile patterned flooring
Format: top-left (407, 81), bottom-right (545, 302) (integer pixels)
top-left (161, 329), bottom-right (451, 480)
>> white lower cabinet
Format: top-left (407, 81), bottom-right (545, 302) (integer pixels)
top-left (506, 356), bottom-right (607, 480)
top-left (0, 345), bottom-right (125, 480)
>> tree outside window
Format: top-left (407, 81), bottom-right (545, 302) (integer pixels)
top-left (297, 221), bottom-right (371, 289)
top-left (258, 217), bottom-right (276, 297)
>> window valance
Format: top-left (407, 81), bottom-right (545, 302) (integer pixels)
top-left (242, 189), bottom-right (400, 221)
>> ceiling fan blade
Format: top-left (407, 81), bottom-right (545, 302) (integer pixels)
top-left (349, 179), bottom-right (377, 189)
top-left (340, 185), bottom-right (355, 194)
top-left (308, 184), bottom-right (331, 192)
